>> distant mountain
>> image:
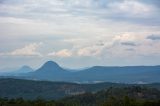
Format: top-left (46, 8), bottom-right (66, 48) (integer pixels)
top-left (74, 66), bottom-right (160, 83)
top-left (0, 66), bottom-right (33, 76)
top-left (15, 65), bottom-right (33, 73)
top-left (35, 61), bottom-right (65, 73)
top-left (28, 61), bottom-right (71, 81)
top-left (1, 61), bottom-right (160, 83)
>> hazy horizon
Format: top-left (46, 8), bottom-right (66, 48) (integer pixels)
top-left (0, 0), bottom-right (160, 69)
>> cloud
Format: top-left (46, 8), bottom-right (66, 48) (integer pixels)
top-left (0, 0), bottom-right (160, 68)
top-left (147, 35), bottom-right (160, 40)
top-left (0, 0), bottom-right (159, 38)
top-left (48, 49), bottom-right (72, 57)
top-left (0, 0), bottom-right (159, 26)
top-left (121, 42), bottom-right (136, 46)
top-left (0, 43), bottom-right (42, 56)
top-left (125, 48), bottom-right (135, 51)
top-left (58, 32), bottom-right (160, 58)
top-left (108, 1), bottom-right (154, 17)
top-left (77, 46), bottom-right (101, 56)
top-left (135, 41), bottom-right (160, 56)
top-left (113, 33), bottom-right (136, 42)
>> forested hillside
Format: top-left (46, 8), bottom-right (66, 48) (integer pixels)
top-left (0, 86), bottom-right (160, 106)
top-left (0, 78), bottom-right (160, 100)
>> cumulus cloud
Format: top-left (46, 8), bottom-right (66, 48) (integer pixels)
top-left (77, 46), bottom-right (101, 57)
top-left (48, 49), bottom-right (72, 57)
top-left (56, 32), bottom-right (160, 58)
top-left (0, 43), bottom-right (42, 56)
top-left (108, 33), bottom-right (160, 57)
top-left (113, 33), bottom-right (136, 43)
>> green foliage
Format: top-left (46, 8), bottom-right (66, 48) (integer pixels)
top-left (0, 79), bottom-right (160, 106)
top-left (0, 96), bottom-right (160, 106)
top-left (0, 78), bottom-right (160, 100)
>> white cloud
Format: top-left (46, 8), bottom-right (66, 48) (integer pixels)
top-left (0, 0), bottom-right (159, 38)
top-left (113, 32), bottom-right (136, 42)
top-left (135, 38), bottom-right (160, 56)
top-left (102, 32), bottom-right (160, 58)
top-left (108, 0), bottom-right (154, 17)
top-left (58, 32), bottom-right (160, 58)
top-left (0, 0), bottom-right (160, 67)
top-left (48, 49), bottom-right (72, 57)
top-left (0, 43), bottom-right (42, 56)
top-left (77, 46), bottom-right (102, 57)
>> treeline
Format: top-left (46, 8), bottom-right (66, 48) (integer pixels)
top-left (0, 86), bottom-right (160, 106)
top-left (0, 96), bottom-right (160, 106)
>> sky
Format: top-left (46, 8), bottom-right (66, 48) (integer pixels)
top-left (0, 0), bottom-right (160, 70)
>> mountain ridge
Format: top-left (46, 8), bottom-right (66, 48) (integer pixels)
top-left (1, 61), bottom-right (160, 83)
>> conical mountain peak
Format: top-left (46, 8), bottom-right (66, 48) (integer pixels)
top-left (30, 61), bottom-right (69, 79)
top-left (43, 61), bottom-right (59, 67)
top-left (36, 61), bottom-right (62, 73)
